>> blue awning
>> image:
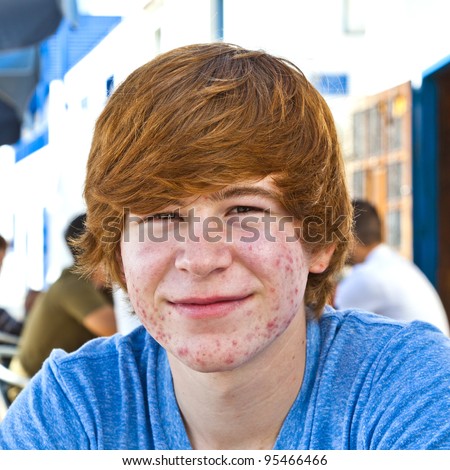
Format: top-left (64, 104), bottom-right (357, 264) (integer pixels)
top-left (0, 47), bottom-right (39, 145)
top-left (0, 0), bottom-right (63, 50)
top-left (0, 0), bottom-right (78, 145)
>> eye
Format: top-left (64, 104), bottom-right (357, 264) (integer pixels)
top-left (146, 211), bottom-right (184, 222)
top-left (228, 206), bottom-right (267, 215)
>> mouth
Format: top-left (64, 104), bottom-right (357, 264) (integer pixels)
top-left (168, 294), bottom-right (252, 319)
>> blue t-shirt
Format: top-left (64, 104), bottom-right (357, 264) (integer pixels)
top-left (1, 308), bottom-right (450, 449)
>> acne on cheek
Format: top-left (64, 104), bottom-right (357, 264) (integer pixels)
top-left (224, 354), bottom-right (235, 365)
top-left (154, 330), bottom-right (168, 342)
top-left (272, 252), bottom-right (304, 276)
top-left (177, 346), bottom-right (189, 357)
top-left (128, 284), bottom-right (161, 328)
top-left (266, 317), bottom-right (279, 330)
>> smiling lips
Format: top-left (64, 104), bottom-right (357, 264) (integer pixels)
top-left (169, 295), bottom-right (252, 319)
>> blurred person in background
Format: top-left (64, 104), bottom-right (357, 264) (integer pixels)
top-left (335, 199), bottom-right (449, 335)
top-left (7, 213), bottom-right (117, 388)
top-left (0, 235), bottom-right (25, 340)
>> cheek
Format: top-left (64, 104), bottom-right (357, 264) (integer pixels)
top-left (269, 244), bottom-right (308, 311)
top-left (121, 237), bottom-right (173, 285)
top-left (120, 240), bottom-right (169, 324)
top-left (242, 239), bottom-right (308, 313)
top-left (127, 280), bottom-right (174, 346)
top-left (126, 277), bottom-right (157, 328)
top-left (242, 237), bottom-right (309, 285)
top-left (262, 239), bottom-right (308, 282)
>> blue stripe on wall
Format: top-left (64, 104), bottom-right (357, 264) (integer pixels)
top-left (14, 129), bottom-right (49, 162)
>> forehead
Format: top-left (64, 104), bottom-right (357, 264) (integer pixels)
top-left (126, 175), bottom-right (285, 217)
top-left (174, 176), bottom-right (282, 208)
top-left (208, 177), bottom-right (281, 200)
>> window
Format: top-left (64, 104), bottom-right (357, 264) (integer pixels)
top-left (312, 74), bottom-right (349, 95)
top-left (387, 96), bottom-right (405, 151)
top-left (343, 0), bottom-right (366, 35)
top-left (155, 28), bottom-right (161, 54)
top-left (386, 210), bottom-right (401, 248)
top-left (353, 111), bottom-right (367, 159)
top-left (387, 162), bottom-right (402, 200)
top-left (368, 106), bottom-right (382, 156)
top-left (352, 170), bottom-right (365, 198)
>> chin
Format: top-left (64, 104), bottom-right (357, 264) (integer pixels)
top-left (184, 357), bottom-right (246, 374)
top-left (170, 347), bottom-right (253, 374)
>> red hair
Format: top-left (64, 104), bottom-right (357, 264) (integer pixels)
top-left (78, 43), bottom-right (353, 315)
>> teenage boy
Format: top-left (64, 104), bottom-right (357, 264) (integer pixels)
top-left (1, 43), bottom-right (449, 449)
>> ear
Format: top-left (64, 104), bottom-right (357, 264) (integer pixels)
top-left (309, 245), bottom-right (335, 274)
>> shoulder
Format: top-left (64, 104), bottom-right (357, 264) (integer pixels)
top-left (319, 307), bottom-right (450, 361)
top-left (0, 326), bottom-right (160, 449)
top-left (49, 325), bottom-right (154, 372)
top-left (41, 325), bottom-right (158, 394)
top-left (307, 308), bottom-right (450, 449)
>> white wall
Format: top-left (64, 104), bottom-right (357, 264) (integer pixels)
top-left (224, 0), bottom-right (450, 96)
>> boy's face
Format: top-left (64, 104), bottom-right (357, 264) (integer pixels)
top-left (120, 177), bottom-right (328, 372)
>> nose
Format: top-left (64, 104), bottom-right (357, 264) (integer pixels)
top-left (174, 224), bottom-right (233, 277)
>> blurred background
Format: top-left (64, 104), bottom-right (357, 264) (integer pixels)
top-left (0, 0), bottom-right (449, 326)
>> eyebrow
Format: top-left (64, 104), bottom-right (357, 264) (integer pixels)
top-left (129, 186), bottom-right (283, 219)
top-left (208, 186), bottom-right (281, 203)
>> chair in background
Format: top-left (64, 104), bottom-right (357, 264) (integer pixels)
top-left (0, 331), bottom-right (20, 346)
top-left (0, 343), bottom-right (29, 421)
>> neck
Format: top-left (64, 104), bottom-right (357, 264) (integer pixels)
top-left (352, 242), bottom-right (380, 264)
top-left (167, 312), bottom-right (307, 450)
